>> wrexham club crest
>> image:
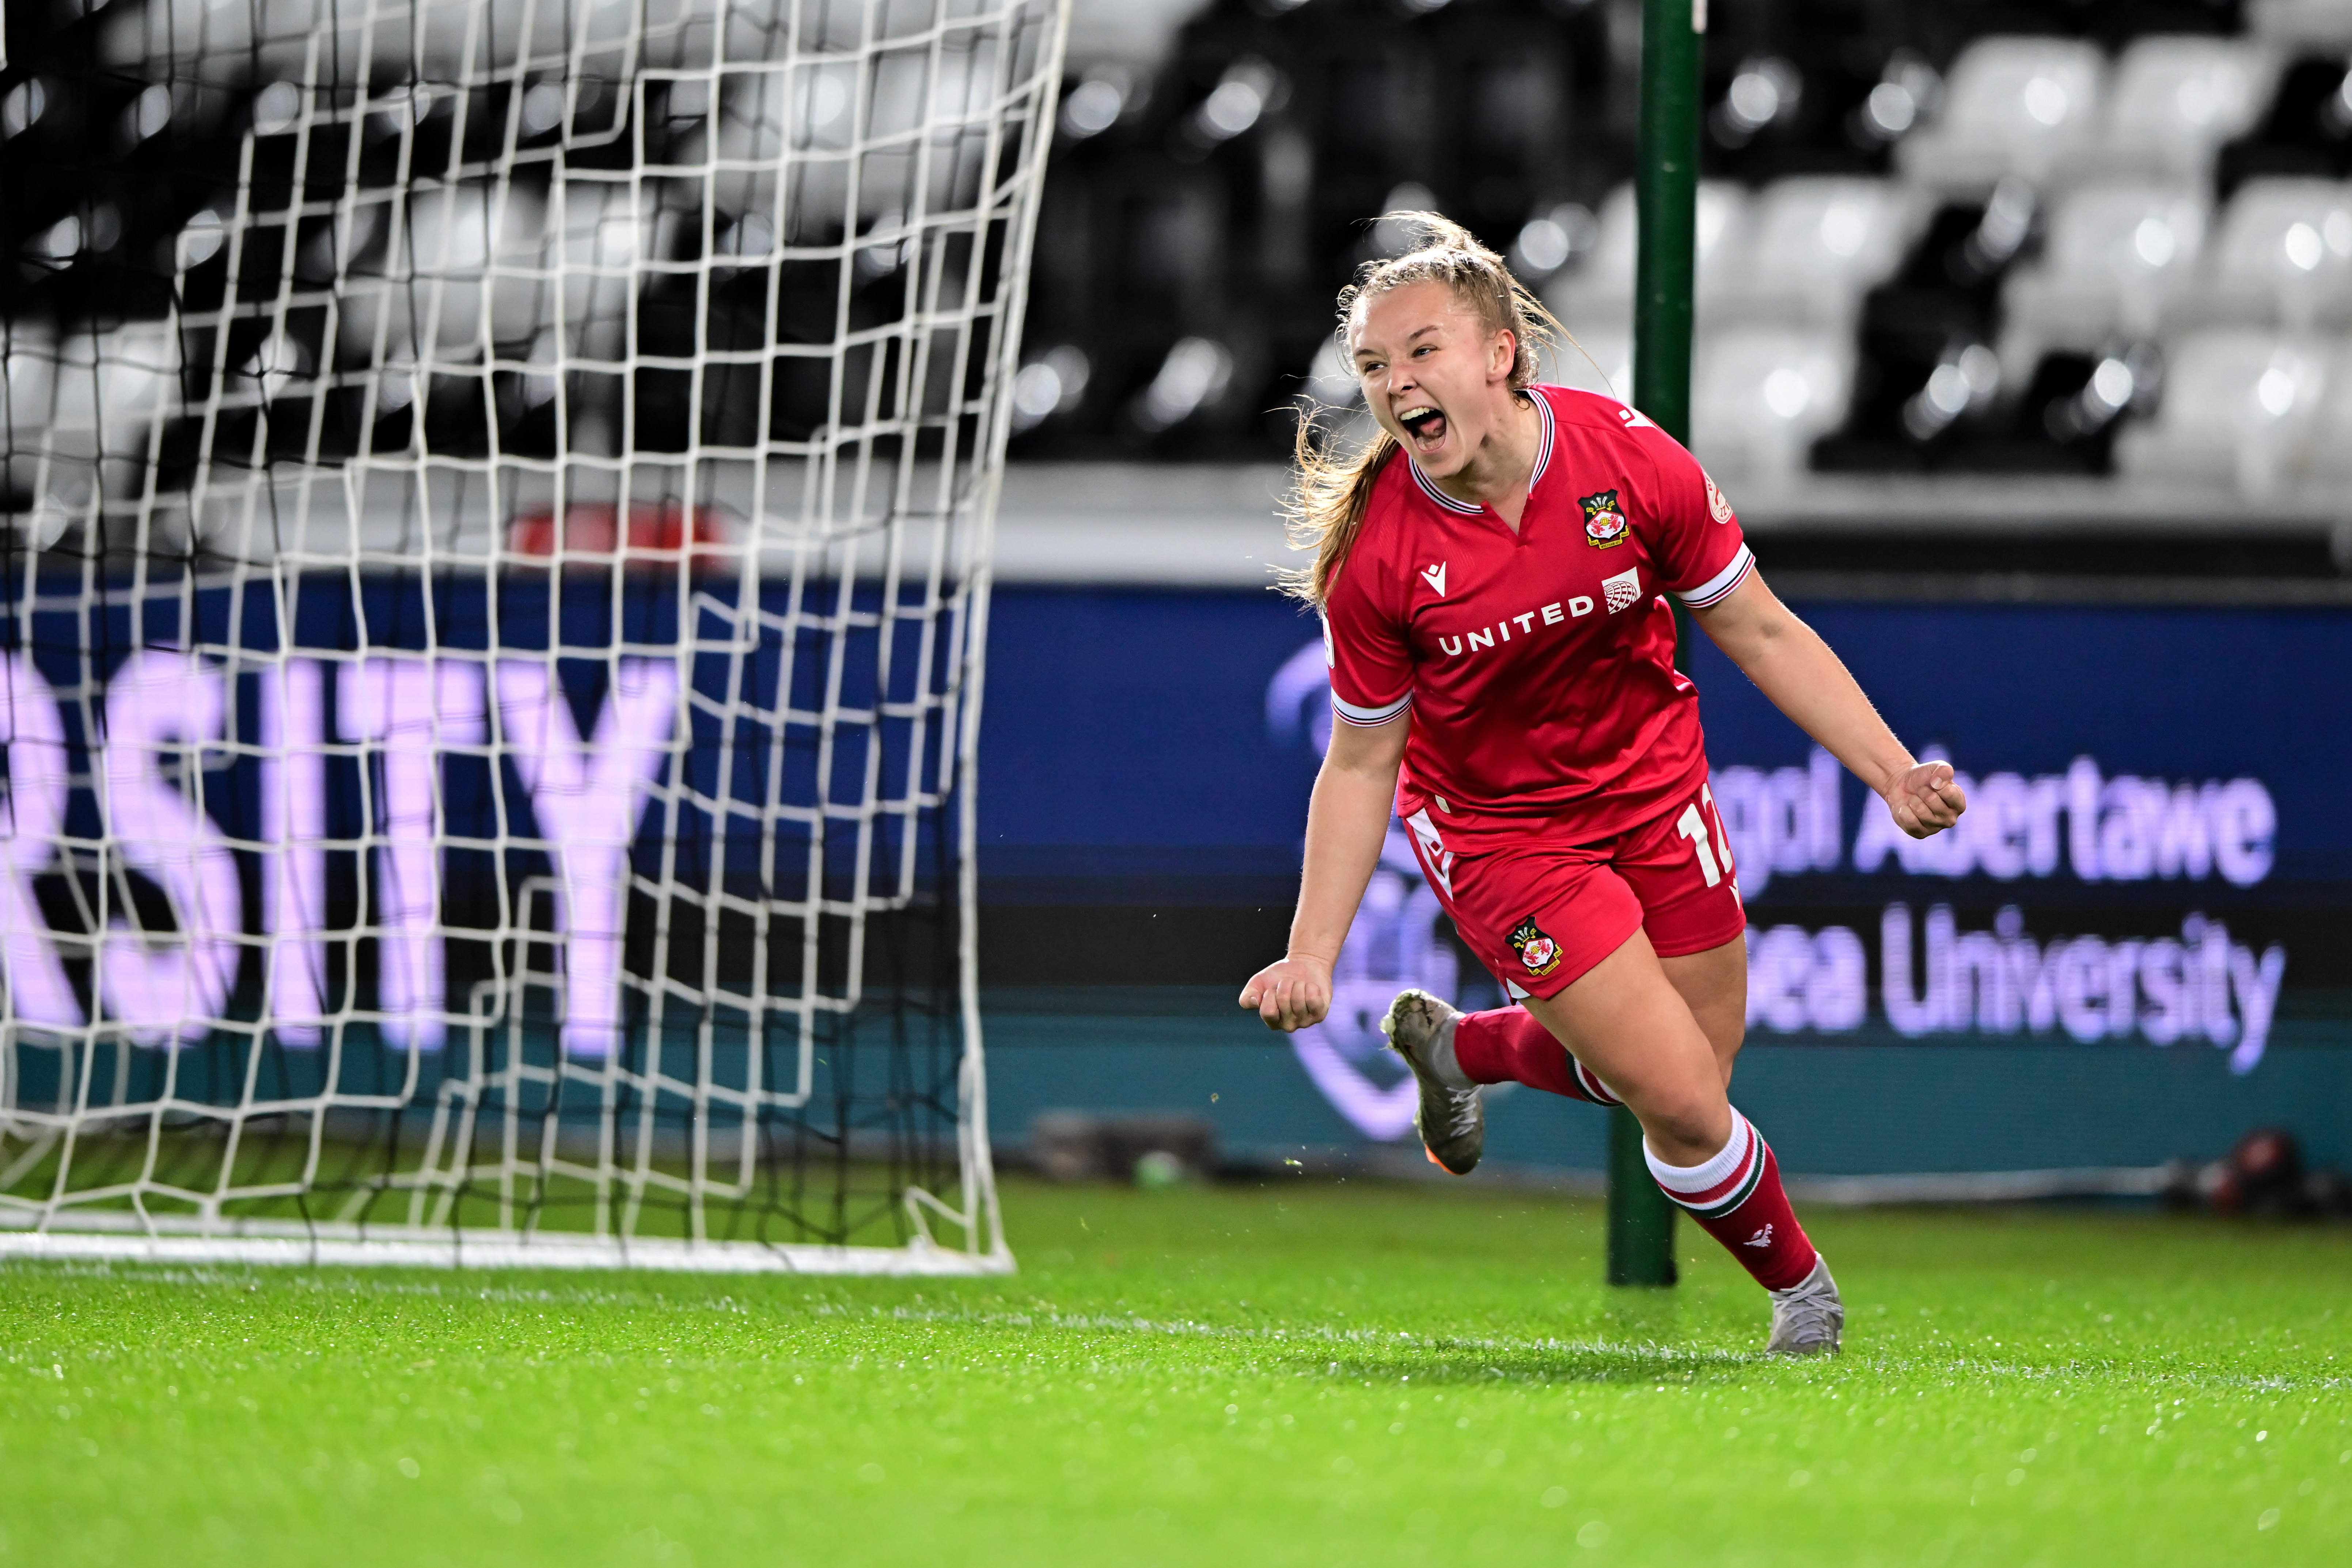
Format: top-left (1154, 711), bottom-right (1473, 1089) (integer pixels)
top-left (1507, 915), bottom-right (1564, 978)
top-left (1580, 489), bottom-right (1630, 548)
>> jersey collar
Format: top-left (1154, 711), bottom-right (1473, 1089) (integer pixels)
top-left (1405, 387), bottom-right (1556, 516)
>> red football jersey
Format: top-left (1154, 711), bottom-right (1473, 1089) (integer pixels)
top-left (1321, 383), bottom-right (1754, 846)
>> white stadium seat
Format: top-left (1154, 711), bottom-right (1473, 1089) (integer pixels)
top-left (1896, 36), bottom-right (2107, 194)
top-left (2249, 0), bottom-right (2352, 49)
top-left (1998, 183), bottom-right (2209, 382)
top-left (1544, 181), bottom-right (1750, 344)
top-left (2064, 36), bottom-right (2279, 185)
top-left (1690, 328), bottom-right (1853, 478)
top-left (2294, 337), bottom-right (2352, 480)
top-left (1544, 327), bottom-right (1632, 405)
top-left (1715, 177), bottom-right (1929, 331)
top-left (2113, 330), bottom-right (2330, 494)
top-left (2173, 179), bottom-right (2352, 333)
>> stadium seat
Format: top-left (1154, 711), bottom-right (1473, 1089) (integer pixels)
top-left (2295, 334), bottom-right (2352, 481)
top-left (1544, 181), bottom-right (1750, 343)
top-left (1690, 327), bottom-right (1853, 478)
top-left (2063, 36), bottom-right (2280, 185)
top-left (1545, 327), bottom-right (1631, 405)
top-left (1895, 37), bottom-right (2107, 195)
top-left (2173, 178), bottom-right (2352, 332)
top-left (1998, 183), bottom-right (2209, 384)
top-left (2249, 0), bottom-right (2352, 49)
top-left (2112, 330), bottom-right (2330, 494)
top-left (1714, 177), bottom-right (1928, 331)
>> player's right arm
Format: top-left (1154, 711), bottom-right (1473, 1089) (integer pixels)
top-left (1240, 709), bottom-right (1409, 1030)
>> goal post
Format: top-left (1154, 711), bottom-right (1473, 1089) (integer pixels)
top-left (0, 0), bottom-right (1071, 1273)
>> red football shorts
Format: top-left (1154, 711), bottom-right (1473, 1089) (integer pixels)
top-left (1401, 777), bottom-right (1748, 1000)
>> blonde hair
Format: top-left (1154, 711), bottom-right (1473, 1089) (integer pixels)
top-left (1282, 212), bottom-right (1567, 606)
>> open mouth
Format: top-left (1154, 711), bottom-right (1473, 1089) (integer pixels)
top-left (1397, 404), bottom-right (1448, 450)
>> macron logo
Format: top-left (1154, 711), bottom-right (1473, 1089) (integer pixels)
top-left (1743, 1224), bottom-right (1774, 1249)
top-left (1420, 562), bottom-right (1448, 597)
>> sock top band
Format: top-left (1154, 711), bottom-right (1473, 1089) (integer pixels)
top-left (1644, 1111), bottom-right (1764, 1218)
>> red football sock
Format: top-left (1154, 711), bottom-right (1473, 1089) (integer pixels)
top-left (1643, 1111), bottom-right (1819, 1292)
top-left (1450, 1007), bottom-right (1623, 1106)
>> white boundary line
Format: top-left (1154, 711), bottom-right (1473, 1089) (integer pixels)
top-left (0, 1230), bottom-right (1016, 1275)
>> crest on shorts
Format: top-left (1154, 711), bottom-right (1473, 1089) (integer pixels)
top-left (1507, 916), bottom-right (1563, 979)
top-left (1580, 489), bottom-right (1630, 548)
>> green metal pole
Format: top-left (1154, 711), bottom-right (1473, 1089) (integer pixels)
top-left (1609, 0), bottom-right (1707, 1290)
top-left (1632, 0), bottom-right (1703, 441)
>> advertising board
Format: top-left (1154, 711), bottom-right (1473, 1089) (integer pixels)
top-left (0, 575), bottom-right (2340, 1174)
top-left (976, 588), bottom-right (2351, 1168)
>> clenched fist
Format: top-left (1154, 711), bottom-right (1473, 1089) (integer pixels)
top-left (1238, 954), bottom-right (1334, 1032)
top-left (1886, 760), bottom-right (1967, 839)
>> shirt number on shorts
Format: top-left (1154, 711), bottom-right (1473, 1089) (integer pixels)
top-left (1677, 792), bottom-right (1734, 889)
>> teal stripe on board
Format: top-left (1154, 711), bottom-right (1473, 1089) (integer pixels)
top-left (980, 989), bottom-right (2352, 1176)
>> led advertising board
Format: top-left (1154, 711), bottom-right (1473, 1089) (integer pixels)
top-left (976, 590), bottom-right (2349, 1149)
top-left (1, 578), bottom-right (2340, 1170)
top-left (0, 572), bottom-right (952, 1062)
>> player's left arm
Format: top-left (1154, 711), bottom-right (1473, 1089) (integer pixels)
top-left (1691, 571), bottom-right (1966, 839)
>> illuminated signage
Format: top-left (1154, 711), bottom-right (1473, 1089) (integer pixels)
top-left (1258, 635), bottom-right (2304, 1138)
top-left (0, 651), bottom-right (676, 1055)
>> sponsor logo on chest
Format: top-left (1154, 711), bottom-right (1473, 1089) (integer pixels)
top-left (1429, 564), bottom-right (1644, 658)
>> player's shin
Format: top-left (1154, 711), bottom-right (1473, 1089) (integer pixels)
top-left (1642, 1109), bottom-right (1820, 1292)
top-left (1450, 1007), bottom-right (1625, 1106)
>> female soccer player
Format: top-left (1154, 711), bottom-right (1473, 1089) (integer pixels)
top-left (1239, 215), bottom-right (1966, 1356)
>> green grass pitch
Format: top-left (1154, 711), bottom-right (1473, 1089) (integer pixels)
top-left (3, 1177), bottom-right (2349, 1566)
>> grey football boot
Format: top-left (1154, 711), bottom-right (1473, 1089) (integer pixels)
top-left (1380, 989), bottom-right (1484, 1176)
top-left (1765, 1256), bottom-right (1844, 1356)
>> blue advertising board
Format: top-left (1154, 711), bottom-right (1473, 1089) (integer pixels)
top-left (2, 570), bottom-right (2338, 1176)
top-left (975, 588), bottom-right (2352, 1173)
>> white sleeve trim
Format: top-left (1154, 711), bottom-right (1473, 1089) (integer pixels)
top-left (1676, 543), bottom-right (1754, 609)
top-left (1332, 691), bottom-right (1412, 727)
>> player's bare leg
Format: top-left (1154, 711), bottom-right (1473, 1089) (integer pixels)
top-left (1657, 936), bottom-right (1748, 1089)
top-left (1520, 930), bottom-right (1727, 1164)
top-left (1524, 930), bottom-right (1840, 1355)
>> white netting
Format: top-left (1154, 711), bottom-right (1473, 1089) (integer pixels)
top-left (0, 0), bottom-right (1066, 1270)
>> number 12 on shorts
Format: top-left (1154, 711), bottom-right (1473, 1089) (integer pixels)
top-left (1677, 786), bottom-right (1738, 896)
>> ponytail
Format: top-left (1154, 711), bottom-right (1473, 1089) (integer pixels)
top-left (1282, 415), bottom-right (1397, 607)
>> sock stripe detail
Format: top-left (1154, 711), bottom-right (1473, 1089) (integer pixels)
top-left (1680, 1144), bottom-right (1767, 1219)
top-left (1645, 1113), bottom-right (1766, 1220)
top-left (1571, 1058), bottom-right (1623, 1107)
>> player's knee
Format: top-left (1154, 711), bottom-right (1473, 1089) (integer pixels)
top-left (1636, 1077), bottom-right (1733, 1155)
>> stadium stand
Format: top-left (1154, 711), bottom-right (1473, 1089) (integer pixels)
top-left (989, 0), bottom-right (2342, 567)
top-left (1713, 176), bottom-right (1928, 332)
top-left (1894, 36), bottom-right (2109, 194)
top-left (1692, 326), bottom-right (1856, 478)
top-left (2177, 177), bottom-right (2352, 330)
top-left (2253, 0), bottom-right (2352, 49)
top-left (2063, 33), bottom-right (2278, 185)
top-left (1544, 179), bottom-right (1753, 337)
top-left (1997, 182), bottom-right (2211, 380)
top-left (2112, 328), bottom-right (2330, 492)
top-left (4, 0), bottom-right (2347, 561)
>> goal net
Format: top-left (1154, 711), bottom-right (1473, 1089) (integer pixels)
top-left (0, 0), bottom-right (1068, 1272)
